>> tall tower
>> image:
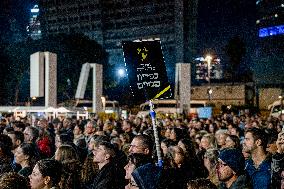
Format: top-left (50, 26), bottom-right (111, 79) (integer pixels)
top-left (27, 5), bottom-right (42, 40)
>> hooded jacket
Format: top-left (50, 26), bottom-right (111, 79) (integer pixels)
top-left (132, 163), bottom-right (162, 189)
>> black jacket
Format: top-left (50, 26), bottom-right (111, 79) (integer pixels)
top-left (92, 162), bottom-right (125, 189)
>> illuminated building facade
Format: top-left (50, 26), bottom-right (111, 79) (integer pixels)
top-left (27, 5), bottom-right (42, 40)
top-left (255, 0), bottom-right (284, 85)
top-left (38, 0), bottom-right (198, 84)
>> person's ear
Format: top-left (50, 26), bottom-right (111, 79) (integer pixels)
top-left (105, 153), bottom-right (110, 161)
top-left (15, 139), bottom-right (21, 146)
top-left (144, 148), bottom-right (150, 155)
top-left (255, 139), bottom-right (262, 146)
top-left (44, 176), bottom-right (51, 185)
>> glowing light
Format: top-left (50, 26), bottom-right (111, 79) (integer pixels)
top-left (117, 69), bottom-right (125, 77)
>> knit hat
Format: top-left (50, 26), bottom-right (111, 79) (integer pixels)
top-left (218, 148), bottom-right (245, 175)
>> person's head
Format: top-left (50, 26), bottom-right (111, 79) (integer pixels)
top-left (23, 126), bottom-right (39, 143)
top-left (217, 148), bottom-right (245, 182)
top-left (15, 143), bottom-right (38, 168)
top-left (225, 135), bottom-right (241, 149)
top-left (54, 144), bottom-right (79, 162)
top-left (29, 159), bottom-right (62, 189)
top-left (215, 129), bottom-right (228, 148)
top-left (13, 121), bottom-right (26, 132)
top-left (119, 133), bottom-right (130, 145)
top-left (73, 124), bottom-right (84, 136)
top-left (266, 135), bottom-right (278, 155)
top-left (0, 134), bottom-right (13, 158)
top-left (93, 141), bottom-right (116, 166)
top-left (203, 148), bottom-right (219, 172)
top-left (55, 133), bottom-right (73, 149)
top-left (200, 133), bottom-right (217, 150)
top-left (129, 135), bottom-right (153, 156)
top-left (243, 128), bottom-right (268, 154)
top-left (178, 138), bottom-right (197, 160)
top-left (111, 137), bottom-right (123, 150)
top-left (124, 153), bottom-right (152, 180)
top-left (170, 128), bottom-right (183, 142)
top-left (161, 138), bottom-right (175, 157)
top-left (208, 123), bottom-right (218, 133)
top-left (0, 172), bottom-right (29, 189)
top-left (187, 178), bottom-right (217, 189)
top-left (276, 131), bottom-right (284, 154)
top-left (165, 145), bottom-right (185, 168)
top-left (122, 120), bottom-right (132, 132)
top-left (7, 130), bottom-right (24, 150)
top-left (62, 118), bottom-right (72, 129)
top-left (85, 121), bottom-right (96, 135)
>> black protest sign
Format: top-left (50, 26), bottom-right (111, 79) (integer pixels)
top-left (122, 40), bottom-right (172, 101)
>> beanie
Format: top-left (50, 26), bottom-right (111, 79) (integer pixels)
top-left (218, 148), bottom-right (245, 175)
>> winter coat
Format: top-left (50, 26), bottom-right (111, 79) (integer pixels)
top-left (132, 163), bottom-right (162, 189)
top-left (92, 162), bottom-right (125, 189)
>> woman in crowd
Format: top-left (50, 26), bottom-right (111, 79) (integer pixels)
top-left (54, 144), bottom-right (82, 189)
top-left (170, 128), bottom-right (184, 143)
top-left (200, 133), bottom-right (217, 151)
top-left (224, 134), bottom-right (241, 149)
top-left (15, 142), bottom-right (39, 177)
top-left (203, 148), bottom-right (219, 187)
top-left (29, 159), bottom-right (62, 189)
top-left (161, 138), bottom-right (175, 157)
top-left (124, 153), bottom-right (153, 188)
top-left (178, 138), bottom-right (208, 179)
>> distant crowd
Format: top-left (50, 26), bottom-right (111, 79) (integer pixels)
top-left (0, 109), bottom-right (283, 189)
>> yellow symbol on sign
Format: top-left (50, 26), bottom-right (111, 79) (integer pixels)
top-left (137, 47), bottom-right (148, 61)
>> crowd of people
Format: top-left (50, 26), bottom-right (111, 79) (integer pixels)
top-left (0, 109), bottom-right (283, 189)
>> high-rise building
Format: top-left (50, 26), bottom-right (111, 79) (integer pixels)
top-left (38, 0), bottom-right (198, 84)
top-left (27, 5), bottom-right (42, 40)
top-left (255, 0), bottom-right (284, 85)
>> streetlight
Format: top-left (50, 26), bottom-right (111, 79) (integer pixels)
top-left (205, 55), bottom-right (213, 100)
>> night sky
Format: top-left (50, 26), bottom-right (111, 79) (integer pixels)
top-left (0, 0), bottom-right (283, 103)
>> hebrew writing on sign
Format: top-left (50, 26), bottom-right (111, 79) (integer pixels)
top-left (122, 40), bottom-right (172, 102)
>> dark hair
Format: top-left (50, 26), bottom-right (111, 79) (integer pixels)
top-left (161, 138), bottom-right (175, 148)
top-left (227, 135), bottom-right (241, 149)
top-left (14, 122), bottom-right (26, 131)
top-left (59, 133), bottom-right (73, 144)
top-left (0, 134), bottom-right (13, 157)
top-left (246, 128), bottom-right (268, 150)
top-left (187, 178), bottom-right (217, 189)
top-left (98, 141), bottom-right (116, 159)
top-left (26, 126), bottom-right (39, 143)
top-left (178, 138), bottom-right (198, 161)
top-left (133, 134), bottom-right (154, 154)
top-left (128, 153), bottom-right (153, 168)
top-left (8, 130), bottom-right (24, 144)
top-left (37, 159), bottom-right (62, 187)
top-left (77, 123), bottom-right (85, 133)
top-left (0, 172), bottom-right (29, 189)
top-left (19, 143), bottom-right (39, 168)
top-left (171, 128), bottom-right (184, 142)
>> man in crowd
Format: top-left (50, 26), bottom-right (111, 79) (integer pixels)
top-left (23, 126), bottom-right (39, 144)
top-left (85, 120), bottom-right (96, 143)
top-left (243, 128), bottom-right (271, 189)
top-left (129, 134), bottom-right (153, 157)
top-left (217, 148), bottom-right (251, 189)
top-left (92, 141), bottom-right (124, 189)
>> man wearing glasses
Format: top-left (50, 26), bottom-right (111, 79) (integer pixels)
top-left (217, 148), bottom-right (251, 189)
